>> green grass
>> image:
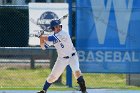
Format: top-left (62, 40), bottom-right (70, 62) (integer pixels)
top-left (0, 67), bottom-right (140, 90)
top-left (0, 69), bottom-right (48, 87)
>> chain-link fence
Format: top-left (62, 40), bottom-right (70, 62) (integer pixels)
top-left (0, 5), bottom-right (137, 90)
top-left (0, 5), bottom-right (55, 89)
top-left (0, 5), bottom-right (29, 47)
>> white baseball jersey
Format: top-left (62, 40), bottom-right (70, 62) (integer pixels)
top-left (45, 30), bottom-right (81, 82)
top-left (52, 30), bottom-right (76, 58)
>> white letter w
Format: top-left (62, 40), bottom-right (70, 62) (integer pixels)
top-left (90, 0), bottom-right (133, 45)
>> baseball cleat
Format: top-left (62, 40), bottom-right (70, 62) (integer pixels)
top-left (37, 90), bottom-right (46, 93)
top-left (82, 91), bottom-right (88, 93)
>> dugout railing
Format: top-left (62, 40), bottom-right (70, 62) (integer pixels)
top-left (0, 47), bottom-right (56, 69)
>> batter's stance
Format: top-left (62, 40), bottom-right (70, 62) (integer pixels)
top-left (37, 19), bottom-right (87, 93)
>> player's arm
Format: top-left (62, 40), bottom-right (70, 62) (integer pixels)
top-left (39, 35), bottom-right (57, 50)
top-left (40, 35), bottom-right (49, 50)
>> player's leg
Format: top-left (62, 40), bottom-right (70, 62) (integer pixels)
top-left (76, 75), bottom-right (87, 93)
top-left (37, 57), bottom-right (68, 93)
top-left (69, 54), bottom-right (87, 93)
top-left (47, 57), bottom-right (68, 83)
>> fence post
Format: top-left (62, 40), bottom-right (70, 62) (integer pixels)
top-left (66, 65), bottom-right (72, 87)
top-left (30, 56), bottom-right (35, 69)
top-left (66, 0), bottom-right (73, 87)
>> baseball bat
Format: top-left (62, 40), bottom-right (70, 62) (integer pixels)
top-left (58, 13), bottom-right (68, 22)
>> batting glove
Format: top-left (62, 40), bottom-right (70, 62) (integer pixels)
top-left (35, 30), bottom-right (44, 38)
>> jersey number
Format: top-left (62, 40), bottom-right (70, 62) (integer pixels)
top-left (60, 43), bottom-right (64, 48)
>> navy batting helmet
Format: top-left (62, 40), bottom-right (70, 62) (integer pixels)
top-left (50, 19), bottom-right (62, 29)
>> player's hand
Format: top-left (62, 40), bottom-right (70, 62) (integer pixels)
top-left (41, 43), bottom-right (49, 50)
top-left (35, 30), bottom-right (44, 38)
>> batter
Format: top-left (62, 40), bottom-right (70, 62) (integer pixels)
top-left (37, 19), bottom-right (87, 93)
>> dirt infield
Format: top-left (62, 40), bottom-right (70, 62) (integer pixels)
top-left (0, 89), bottom-right (140, 93)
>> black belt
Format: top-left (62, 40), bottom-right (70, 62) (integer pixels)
top-left (63, 53), bottom-right (75, 59)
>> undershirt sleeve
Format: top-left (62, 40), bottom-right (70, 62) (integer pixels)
top-left (48, 35), bottom-right (57, 41)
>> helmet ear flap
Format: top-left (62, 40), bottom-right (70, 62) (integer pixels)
top-left (52, 27), bottom-right (55, 31)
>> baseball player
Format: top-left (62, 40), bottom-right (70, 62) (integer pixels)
top-left (37, 19), bottom-right (87, 93)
